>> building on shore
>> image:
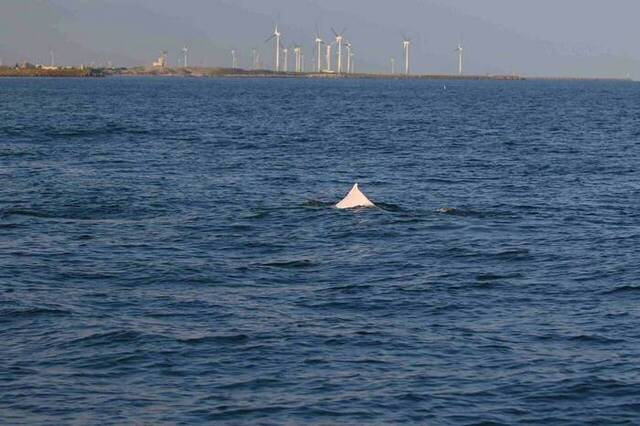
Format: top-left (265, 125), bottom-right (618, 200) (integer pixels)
top-left (153, 51), bottom-right (168, 68)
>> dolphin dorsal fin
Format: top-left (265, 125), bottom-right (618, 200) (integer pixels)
top-left (335, 183), bottom-right (376, 209)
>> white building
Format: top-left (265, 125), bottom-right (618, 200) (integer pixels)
top-left (153, 51), bottom-right (168, 68)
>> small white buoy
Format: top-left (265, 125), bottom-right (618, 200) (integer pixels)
top-left (335, 183), bottom-right (376, 209)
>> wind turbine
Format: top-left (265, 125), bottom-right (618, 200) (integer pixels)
top-left (294, 45), bottom-right (302, 72)
top-left (265, 25), bottom-right (282, 72)
top-left (332, 28), bottom-right (346, 73)
top-left (282, 46), bottom-right (289, 72)
top-left (345, 42), bottom-right (352, 73)
top-left (314, 32), bottom-right (324, 72)
top-left (231, 49), bottom-right (238, 69)
top-left (455, 44), bottom-right (464, 75)
top-left (390, 57), bottom-right (395, 74)
top-left (325, 43), bottom-right (333, 72)
top-left (182, 46), bottom-right (189, 68)
top-left (251, 48), bottom-right (258, 70)
top-left (402, 37), bottom-right (411, 75)
top-left (49, 48), bottom-right (55, 67)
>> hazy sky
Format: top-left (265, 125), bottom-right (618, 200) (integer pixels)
top-left (1, 0), bottom-right (638, 78)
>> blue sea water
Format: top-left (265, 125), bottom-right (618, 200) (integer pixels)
top-left (1, 77), bottom-right (640, 424)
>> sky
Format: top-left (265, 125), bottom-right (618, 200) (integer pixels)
top-left (0, 0), bottom-right (638, 78)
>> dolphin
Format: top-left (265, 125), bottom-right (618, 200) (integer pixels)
top-left (335, 183), bottom-right (376, 209)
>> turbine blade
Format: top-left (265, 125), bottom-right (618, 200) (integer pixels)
top-left (331, 27), bottom-right (338, 37)
top-left (265, 34), bottom-right (276, 43)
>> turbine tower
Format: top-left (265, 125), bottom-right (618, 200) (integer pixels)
top-left (390, 58), bottom-right (395, 74)
top-left (402, 38), bottom-right (411, 75)
top-left (182, 46), bottom-right (189, 68)
top-left (332, 28), bottom-right (346, 73)
top-left (294, 45), bottom-right (302, 72)
top-left (251, 48), bottom-right (258, 70)
top-left (265, 25), bottom-right (282, 72)
top-left (455, 44), bottom-right (464, 75)
top-left (315, 33), bottom-right (323, 72)
top-left (326, 43), bottom-right (333, 72)
top-left (231, 49), bottom-right (238, 69)
top-left (282, 47), bottom-right (289, 71)
top-left (49, 49), bottom-right (55, 67)
top-left (346, 42), bottom-right (352, 73)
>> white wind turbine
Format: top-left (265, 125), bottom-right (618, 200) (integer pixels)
top-left (294, 45), bottom-right (302, 72)
top-left (282, 46), bottom-right (289, 72)
top-left (265, 25), bottom-right (282, 71)
top-left (251, 48), bottom-right (258, 70)
top-left (345, 42), bottom-right (352, 73)
top-left (182, 46), bottom-right (189, 68)
top-left (455, 43), bottom-right (464, 75)
top-left (231, 49), bottom-right (238, 69)
top-left (325, 43), bottom-right (333, 72)
top-left (390, 57), bottom-right (396, 74)
top-left (332, 28), bottom-right (346, 73)
top-left (314, 32), bottom-right (324, 72)
top-left (402, 37), bottom-right (411, 75)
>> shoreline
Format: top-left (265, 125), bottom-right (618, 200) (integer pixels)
top-left (0, 66), bottom-right (633, 82)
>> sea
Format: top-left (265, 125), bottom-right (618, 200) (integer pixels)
top-left (1, 77), bottom-right (639, 425)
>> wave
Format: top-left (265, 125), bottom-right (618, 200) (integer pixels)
top-left (67, 330), bottom-right (144, 347)
top-left (178, 334), bottom-right (249, 345)
top-left (376, 202), bottom-right (403, 212)
top-left (1, 207), bottom-right (52, 219)
top-left (494, 248), bottom-right (531, 260)
top-left (261, 259), bottom-right (315, 269)
top-left (214, 377), bottom-right (280, 391)
top-left (437, 206), bottom-right (519, 219)
top-left (45, 124), bottom-right (150, 138)
top-left (241, 210), bottom-right (270, 220)
top-left (302, 200), bottom-right (335, 209)
top-left (533, 333), bottom-right (625, 345)
top-left (476, 272), bottom-right (524, 282)
top-left (437, 207), bottom-right (468, 216)
top-left (567, 334), bottom-right (626, 344)
top-left (302, 199), bottom-right (403, 213)
top-left (602, 285), bottom-right (640, 295)
top-left (1, 205), bottom-right (160, 222)
top-left (0, 307), bottom-right (72, 321)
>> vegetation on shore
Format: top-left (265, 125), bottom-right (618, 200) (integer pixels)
top-left (0, 66), bottom-right (103, 77)
top-left (112, 66), bottom-right (526, 80)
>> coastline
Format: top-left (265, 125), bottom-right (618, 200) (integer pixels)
top-left (0, 66), bottom-right (632, 82)
top-left (0, 67), bottom-right (104, 78)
